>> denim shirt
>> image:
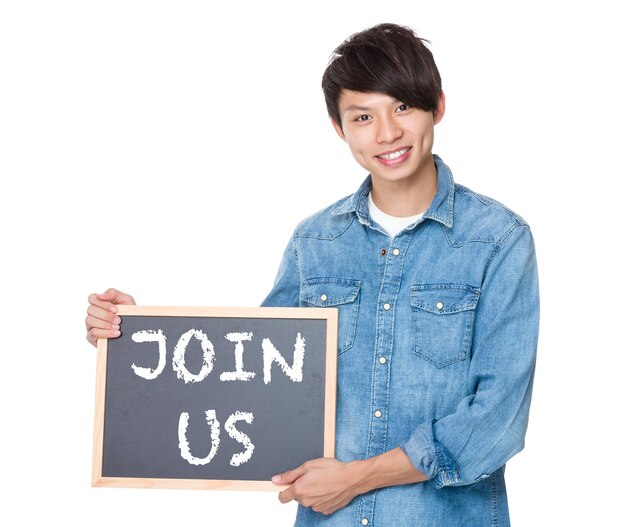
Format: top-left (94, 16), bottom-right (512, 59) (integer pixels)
top-left (262, 155), bottom-right (539, 527)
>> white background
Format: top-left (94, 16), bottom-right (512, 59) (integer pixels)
top-left (1, 1), bottom-right (624, 525)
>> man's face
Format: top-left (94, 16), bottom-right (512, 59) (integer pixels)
top-left (333, 90), bottom-right (444, 186)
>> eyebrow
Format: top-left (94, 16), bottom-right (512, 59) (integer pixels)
top-left (343, 104), bottom-right (371, 114)
top-left (342, 99), bottom-right (402, 115)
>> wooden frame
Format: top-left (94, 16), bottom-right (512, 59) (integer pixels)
top-left (92, 305), bottom-right (338, 490)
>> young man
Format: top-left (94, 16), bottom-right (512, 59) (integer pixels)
top-left (87, 23), bottom-right (539, 526)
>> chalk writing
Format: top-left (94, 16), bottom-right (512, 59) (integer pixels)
top-left (130, 329), bottom-right (306, 384)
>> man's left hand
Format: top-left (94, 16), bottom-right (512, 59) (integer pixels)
top-left (272, 458), bottom-right (364, 516)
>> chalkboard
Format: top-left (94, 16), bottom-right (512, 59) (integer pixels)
top-left (92, 306), bottom-right (337, 490)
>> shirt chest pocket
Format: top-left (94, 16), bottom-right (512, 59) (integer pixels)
top-left (300, 278), bottom-right (361, 355)
top-left (410, 284), bottom-right (480, 368)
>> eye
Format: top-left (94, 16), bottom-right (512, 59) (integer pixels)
top-left (355, 114), bottom-right (372, 122)
top-left (396, 103), bottom-right (410, 112)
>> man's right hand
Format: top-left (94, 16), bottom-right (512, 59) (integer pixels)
top-left (86, 288), bottom-right (136, 347)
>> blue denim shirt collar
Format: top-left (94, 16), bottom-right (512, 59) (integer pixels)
top-left (330, 154), bottom-right (455, 229)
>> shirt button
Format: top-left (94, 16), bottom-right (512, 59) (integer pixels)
top-left (320, 294), bottom-right (328, 302)
top-left (379, 356), bottom-right (387, 365)
top-left (436, 301), bottom-right (444, 310)
top-left (374, 410), bottom-right (382, 418)
top-left (380, 248), bottom-right (387, 256)
top-left (361, 520), bottom-right (369, 526)
top-left (383, 303), bottom-right (391, 311)
top-left (392, 248), bottom-right (400, 256)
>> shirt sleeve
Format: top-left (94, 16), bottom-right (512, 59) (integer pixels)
top-left (261, 234), bottom-right (301, 308)
top-left (401, 223), bottom-right (540, 489)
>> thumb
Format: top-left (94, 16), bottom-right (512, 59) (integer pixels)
top-left (98, 288), bottom-right (135, 305)
top-left (272, 463), bottom-right (307, 485)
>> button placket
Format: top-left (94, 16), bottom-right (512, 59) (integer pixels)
top-left (362, 233), bottom-right (411, 525)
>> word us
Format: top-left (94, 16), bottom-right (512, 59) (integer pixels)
top-left (179, 409), bottom-right (254, 467)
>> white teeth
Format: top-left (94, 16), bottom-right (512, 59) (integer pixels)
top-left (378, 148), bottom-right (409, 160)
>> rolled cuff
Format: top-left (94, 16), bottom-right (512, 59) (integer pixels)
top-left (401, 420), bottom-right (462, 490)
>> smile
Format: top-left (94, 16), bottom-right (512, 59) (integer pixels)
top-left (376, 147), bottom-right (411, 160)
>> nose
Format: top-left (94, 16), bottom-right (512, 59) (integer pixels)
top-left (376, 115), bottom-right (402, 144)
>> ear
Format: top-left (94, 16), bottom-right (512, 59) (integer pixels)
top-left (434, 92), bottom-right (446, 125)
top-left (331, 119), bottom-right (347, 142)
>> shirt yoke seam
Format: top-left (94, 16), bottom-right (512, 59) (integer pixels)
top-left (483, 222), bottom-right (528, 277)
top-left (293, 215), bottom-right (357, 241)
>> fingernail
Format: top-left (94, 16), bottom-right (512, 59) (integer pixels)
top-left (271, 475), bottom-right (281, 483)
top-left (109, 305), bottom-right (118, 313)
top-left (112, 324), bottom-right (120, 330)
top-left (114, 317), bottom-right (121, 324)
top-left (112, 330), bottom-right (121, 337)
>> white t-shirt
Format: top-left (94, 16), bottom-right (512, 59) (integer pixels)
top-left (368, 193), bottom-right (424, 238)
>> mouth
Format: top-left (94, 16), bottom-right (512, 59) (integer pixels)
top-left (375, 146), bottom-right (412, 165)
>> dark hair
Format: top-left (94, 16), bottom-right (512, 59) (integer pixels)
top-left (321, 23), bottom-right (442, 128)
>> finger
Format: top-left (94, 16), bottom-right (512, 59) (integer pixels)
top-left (88, 293), bottom-right (120, 314)
top-left (85, 315), bottom-right (120, 332)
top-left (87, 304), bottom-right (121, 326)
top-left (87, 327), bottom-right (121, 347)
top-left (278, 486), bottom-right (296, 504)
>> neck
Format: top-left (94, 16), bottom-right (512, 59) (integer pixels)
top-left (370, 155), bottom-right (438, 217)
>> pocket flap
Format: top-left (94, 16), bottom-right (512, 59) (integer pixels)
top-left (301, 278), bottom-right (361, 307)
top-left (410, 284), bottom-right (480, 314)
